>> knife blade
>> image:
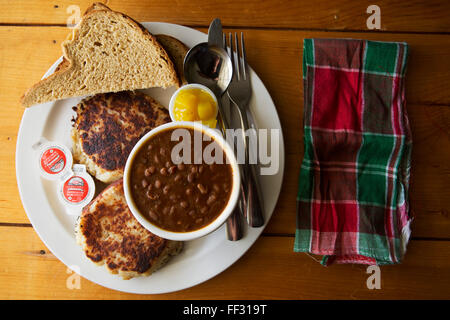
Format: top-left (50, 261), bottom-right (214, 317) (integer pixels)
top-left (208, 18), bottom-right (223, 48)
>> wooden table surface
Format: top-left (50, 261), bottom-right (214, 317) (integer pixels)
top-left (1, 0), bottom-right (449, 299)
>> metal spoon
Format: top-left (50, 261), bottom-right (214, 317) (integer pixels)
top-left (184, 42), bottom-right (245, 241)
top-left (183, 43), bottom-right (232, 99)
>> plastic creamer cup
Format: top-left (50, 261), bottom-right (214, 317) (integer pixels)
top-left (34, 138), bottom-right (73, 180)
top-left (33, 139), bottom-right (95, 215)
top-left (58, 164), bottom-right (95, 215)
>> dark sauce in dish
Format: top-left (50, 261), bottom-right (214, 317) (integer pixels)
top-left (130, 127), bottom-right (233, 232)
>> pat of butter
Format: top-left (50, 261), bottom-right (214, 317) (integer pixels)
top-left (172, 87), bottom-right (218, 128)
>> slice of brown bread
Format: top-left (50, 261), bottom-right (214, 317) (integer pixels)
top-left (54, 34), bottom-right (189, 85)
top-left (155, 34), bottom-right (189, 85)
top-left (21, 3), bottom-right (179, 107)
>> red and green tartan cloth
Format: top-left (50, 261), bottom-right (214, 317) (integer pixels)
top-left (294, 39), bottom-right (413, 265)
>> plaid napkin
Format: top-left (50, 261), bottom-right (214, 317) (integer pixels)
top-left (294, 39), bottom-right (413, 265)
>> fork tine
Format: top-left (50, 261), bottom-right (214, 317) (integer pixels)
top-left (224, 34), bottom-right (232, 72)
top-left (240, 32), bottom-right (248, 80)
top-left (229, 33), bottom-right (237, 80)
top-left (234, 32), bottom-right (241, 80)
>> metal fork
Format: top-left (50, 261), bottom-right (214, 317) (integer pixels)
top-left (226, 33), bottom-right (264, 227)
top-left (221, 34), bottom-right (245, 241)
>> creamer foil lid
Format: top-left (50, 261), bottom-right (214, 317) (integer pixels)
top-left (33, 138), bottom-right (95, 215)
top-left (33, 138), bottom-right (73, 180)
top-left (58, 164), bottom-right (95, 215)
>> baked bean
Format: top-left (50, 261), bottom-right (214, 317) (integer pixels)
top-left (163, 185), bottom-right (170, 194)
top-left (177, 163), bottom-right (185, 170)
top-left (213, 183), bottom-right (220, 193)
top-left (149, 210), bottom-right (158, 221)
top-left (160, 167), bottom-right (167, 175)
top-left (154, 154), bottom-right (160, 164)
top-left (141, 179), bottom-right (148, 188)
top-left (186, 188), bottom-right (192, 196)
top-left (188, 210), bottom-right (195, 216)
top-left (146, 191), bottom-right (158, 200)
top-left (165, 161), bottom-right (171, 168)
top-left (145, 166), bottom-right (155, 176)
top-left (168, 166), bottom-right (176, 174)
top-left (197, 183), bottom-right (207, 194)
top-left (187, 173), bottom-right (195, 183)
top-left (195, 218), bottom-right (203, 224)
top-left (154, 180), bottom-right (161, 189)
top-left (180, 201), bottom-right (188, 208)
top-left (207, 194), bottom-right (216, 206)
top-left (191, 166), bottom-right (197, 173)
top-left (198, 165), bottom-right (204, 173)
top-left (174, 174), bottom-right (182, 182)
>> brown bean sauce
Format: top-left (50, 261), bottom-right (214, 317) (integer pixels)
top-left (129, 127), bottom-right (233, 232)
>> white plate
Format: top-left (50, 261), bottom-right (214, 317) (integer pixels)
top-left (16, 22), bottom-right (285, 294)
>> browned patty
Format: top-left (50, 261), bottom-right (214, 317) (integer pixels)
top-left (71, 91), bottom-right (171, 183)
top-left (75, 179), bottom-right (182, 279)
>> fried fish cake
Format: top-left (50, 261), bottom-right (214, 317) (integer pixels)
top-left (71, 91), bottom-right (171, 183)
top-left (75, 179), bottom-right (183, 280)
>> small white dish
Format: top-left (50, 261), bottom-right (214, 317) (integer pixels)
top-left (168, 83), bottom-right (218, 123)
top-left (123, 121), bottom-right (241, 241)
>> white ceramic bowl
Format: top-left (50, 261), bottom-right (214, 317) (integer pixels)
top-left (168, 83), bottom-right (218, 122)
top-left (123, 121), bottom-right (240, 241)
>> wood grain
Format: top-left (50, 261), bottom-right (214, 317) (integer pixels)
top-left (0, 226), bottom-right (449, 299)
top-left (3, 27), bottom-right (450, 107)
top-left (0, 27), bottom-right (449, 239)
top-left (1, 2), bottom-right (450, 300)
top-left (1, 0), bottom-right (449, 33)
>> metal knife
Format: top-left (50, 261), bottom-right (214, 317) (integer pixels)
top-left (207, 18), bottom-right (244, 241)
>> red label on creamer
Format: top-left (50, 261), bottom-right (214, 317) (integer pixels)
top-left (40, 147), bottom-right (66, 174)
top-left (62, 176), bottom-right (89, 203)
